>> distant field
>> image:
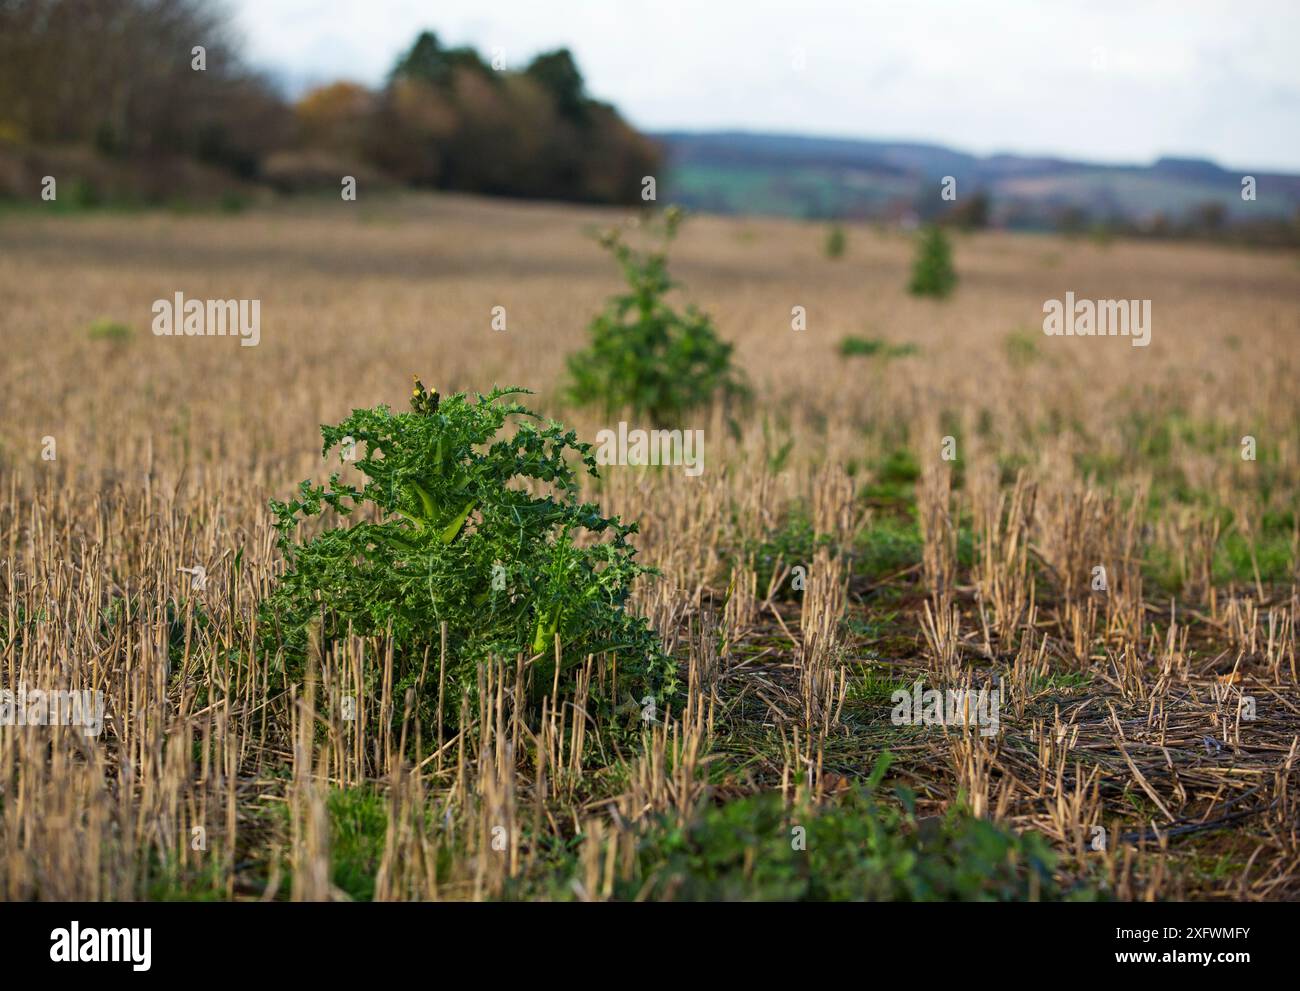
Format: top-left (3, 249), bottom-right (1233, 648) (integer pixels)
top-left (665, 159), bottom-right (1300, 223)
top-left (2, 194), bottom-right (1299, 900)
top-left (657, 132), bottom-right (1300, 225)
top-left (666, 162), bottom-right (916, 217)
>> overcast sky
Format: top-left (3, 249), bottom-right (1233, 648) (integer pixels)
top-left (230, 0), bottom-right (1300, 171)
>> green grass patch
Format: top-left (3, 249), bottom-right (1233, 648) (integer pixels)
top-left (328, 787), bottom-right (389, 901)
top-left (837, 335), bottom-right (918, 359)
top-left (87, 317), bottom-right (133, 342)
top-left (742, 511), bottom-right (832, 599)
top-left (1005, 328), bottom-right (1040, 367)
top-left (590, 754), bottom-right (1097, 901)
top-left (855, 517), bottom-right (923, 576)
top-left (861, 448), bottom-right (920, 507)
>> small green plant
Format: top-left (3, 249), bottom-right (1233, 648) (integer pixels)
top-left (582, 753), bottom-right (1095, 901)
top-left (87, 318), bottom-right (132, 343)
top-left (855, 517), bottom-right (924, 575)
top-left (1004, 327), bottom-right (1040, 367)
top-left (327, 787), bottom-right (389, 901)
top-left (260, 382), bottom-right (671, 719)
top-left (741, 511), bottom-right (828, 600)
top-left (824, 223), bottom-right (847, 259)
top-left (1088, 223), bottom-right (1114, 248)
top-left (565, 207), bottom-right (746, 426)
top-left (860, 448), bottom-right (921, 507)
top-left (837, 335), bottom-right (917, 359)
top-left (908, 225), bottom-right (957, 298)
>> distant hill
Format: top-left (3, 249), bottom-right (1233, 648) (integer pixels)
top-left (655, 131), bottom-right (1300, 230)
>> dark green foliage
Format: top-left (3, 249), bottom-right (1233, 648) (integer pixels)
top-left (389, 30), bottom-right (492, 88)
top-left (598, 755), bottom-right (1091, 901)
top-left (861, 448), bottom-right (921, 506)
top-left (855, 517), bottom-right (924, 576)
top-left (328, 788), bottom-right (389, 901)
top-left (525, 49), bottom-right (588, 122)
top-left (908, 225), bottom-right (957, 298)
top-left (566, 209), bottom-right (747, 426)
top-left (837, 335), bottom-right (917, 359)
top-left (260, 386), bottom-right (670, 717)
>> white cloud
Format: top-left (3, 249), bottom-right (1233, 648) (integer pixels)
top-left (231, 0), bottom-right (1300, 170)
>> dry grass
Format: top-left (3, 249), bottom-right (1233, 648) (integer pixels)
top-left (1, 193), bottom-right (1298, 900)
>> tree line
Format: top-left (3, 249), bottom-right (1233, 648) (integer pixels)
top-left (0, 2), bottom-right (659, 206)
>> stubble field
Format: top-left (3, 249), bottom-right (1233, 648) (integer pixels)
top-left (2, 194), bottom-right (1298, 900)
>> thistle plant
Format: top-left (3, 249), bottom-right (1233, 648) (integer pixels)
top-left (566, 207), bottom-right (747, 426)
top-left (260, 382), bottom-right (670, 719)
top-left (908, 225), bottom-right (957, 298)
